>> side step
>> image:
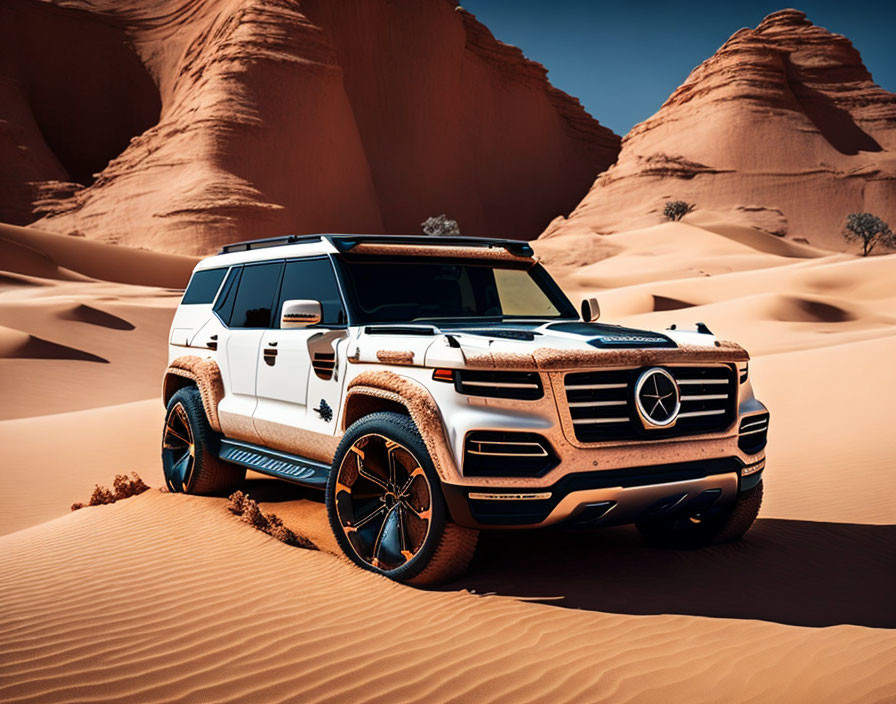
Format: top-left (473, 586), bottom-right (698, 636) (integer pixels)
top-left (219, 439), bottom-right (331, 489)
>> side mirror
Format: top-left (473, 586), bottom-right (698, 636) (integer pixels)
top-left (281, 299), bottom-right (321, 328)
top-left (581, 297), bottom-right (600, 322)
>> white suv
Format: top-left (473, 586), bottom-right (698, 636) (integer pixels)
top-left (162, 234), bottom-right (769, 584)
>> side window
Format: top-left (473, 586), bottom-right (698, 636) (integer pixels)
top-left (277, 258), bottom-right (347, 327)
top-left (229, 261), bottom-right (284, 328)
top-left (213, 266), bottom-right (241, 324)
top-left (182, 268), bottom-right (227, 305)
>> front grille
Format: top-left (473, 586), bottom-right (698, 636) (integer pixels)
top-left (463, 431), bottom-right (558, 477)
top-left (455, 370), bottom-right (543, 400)
top-left (738, 413), bottom-right (769, 454)
top-left (565, 365), bottom-right (737, 442)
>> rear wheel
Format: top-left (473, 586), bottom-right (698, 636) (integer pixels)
top-left (327, 412), bottom-right (478, 585)
top-left (637, 480), bottom-right (763, 549)
top-left (162, 387), bottom-right (245, 495)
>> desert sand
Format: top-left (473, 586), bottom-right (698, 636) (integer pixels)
top-left (543, 10), bottom-right (896, 251)
top-left (1, 0), bottom-right (618, 252)
top-left (1, 222), bottom-right (894, 702)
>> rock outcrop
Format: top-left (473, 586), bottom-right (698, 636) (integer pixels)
top-left (0, 0), bottom-right (619, 254)
top-left (543, 10), bottom-right (896, 251)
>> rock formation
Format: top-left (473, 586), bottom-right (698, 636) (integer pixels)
top-left (0, 0), bottom-right (619, 254)
top-left (543, 10), bottom-right (896, 251)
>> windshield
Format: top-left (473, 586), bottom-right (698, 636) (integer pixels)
top-left (335, 256), bottom-right (578, 325)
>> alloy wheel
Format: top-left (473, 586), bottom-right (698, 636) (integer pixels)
top-left (333, 434), bottom-right (433, 571)
top-left (162, 402), bottom-right (195, 492)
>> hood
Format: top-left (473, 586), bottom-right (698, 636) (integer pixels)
top-left (352, 320), bottom-right (749, 371)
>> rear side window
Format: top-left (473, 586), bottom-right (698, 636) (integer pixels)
top-left (228, 261), bottom-right (284, 328)
top-left (277, 258), bottom-right (347, 327)
top-left (182, 268), bottom-right (227, 304)
top-left (213, 267), bottom-right (242, 324)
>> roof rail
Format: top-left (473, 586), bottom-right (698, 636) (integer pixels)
top-left (217, 234), bottom-right (534, 257)
top-left (218, 234), bottom-right (325, 254)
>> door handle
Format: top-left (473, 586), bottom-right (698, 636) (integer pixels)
top-left (207, 334), bottom-right (218, 351)
top-left (263, 343), bottom-right (278, 366)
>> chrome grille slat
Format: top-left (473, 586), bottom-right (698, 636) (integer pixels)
top-left (677, 409), bottom-right (726, 418)
top-left (568, 400), bottom-right (627, 408)
top-left (572, 417), bottom-right (630, 425)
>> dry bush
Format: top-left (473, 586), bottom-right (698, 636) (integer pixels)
top-left (227, 491), bottom-right (317, 550)
top-left (113, 473), bottom-right (150, 500)
top-left (663, 200), bottom-right (696, 221)
top-left (226, 490), bottom-right (247, 515)
top-left (240, 498), bottom-right (270, 531)
top-left (89, 485), bottom-right (115, 506)
top-left (71, 473), bottom-right (150, 511)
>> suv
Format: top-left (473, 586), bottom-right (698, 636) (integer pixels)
top-left (162, 234), bottom-right (768, 584)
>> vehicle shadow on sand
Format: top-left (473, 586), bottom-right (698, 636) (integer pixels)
top-left (442, 518), bottom-right (896, 629)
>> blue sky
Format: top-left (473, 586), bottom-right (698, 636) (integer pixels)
top-left (461, 0), bottom-right (896, 135)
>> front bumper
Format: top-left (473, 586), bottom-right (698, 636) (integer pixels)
top-left (442, 456), bottom-right (764, 529)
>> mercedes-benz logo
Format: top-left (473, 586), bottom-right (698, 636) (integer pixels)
top-left (635, 367), bottom-right (680, 428)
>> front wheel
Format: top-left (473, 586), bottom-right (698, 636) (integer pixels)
top-left (637, 480), bottom-right (763, 549)
top-left (326, 412), bottom-right (478, 585)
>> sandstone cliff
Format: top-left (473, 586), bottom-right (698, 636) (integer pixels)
top-left (543, 10), bottom-right (896, 251)
top-left (1, 0), bottom-right (620, 254)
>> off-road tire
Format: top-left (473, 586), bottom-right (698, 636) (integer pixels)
top-left (162, 386), bottom-right (245, 495)
top-left (326, 412), bottom-right (478, 585)
top-left (637, 480), bottom-right (763, 549)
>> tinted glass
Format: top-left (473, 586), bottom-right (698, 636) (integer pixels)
top-left (335, 258), bottom-right (577, 324)
top-left (182, 268), bottom-right (227, 304)
top-left (277, 258), bottom-right (346, 327)
top-left (229, 262), bottom-right (283, 328)
top-left (213, 266), bottom-right (241, 324)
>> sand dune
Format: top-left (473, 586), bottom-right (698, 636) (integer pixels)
top-left (1, 219), bottom-right (895, 701)
top-left (0, 491), bottom-right (894, 704)
top-left (0, 226), bottom-right (192, 418)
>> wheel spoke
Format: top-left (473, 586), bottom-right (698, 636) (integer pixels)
top-left (387, 445), bottom-right (399, 487)
top-left (357, 457), bottom-right (389, 491)
top-left (164, 424), bottom-right (190, 446)
top-left (353, 504), bottom-right (387, 530)
top-left (399, 467), bottom-right (424, 497)
top-left (171, 451), bottom-right (191, 487)
top-left (374, 507), bottom-right (404, 565)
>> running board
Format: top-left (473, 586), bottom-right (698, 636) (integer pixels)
top-left (219, 439), bottom-right (331, 489)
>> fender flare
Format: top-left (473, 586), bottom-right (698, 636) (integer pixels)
top-left (344, 371), bottom-right (459, 483)
top-left (162, 356), bottom-right (225, 433)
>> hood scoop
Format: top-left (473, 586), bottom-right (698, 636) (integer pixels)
top-left (546, 322), bottom-right (676, 349)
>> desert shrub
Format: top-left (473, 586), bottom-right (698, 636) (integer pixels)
top-left (240, 497), bottom-right (270, 531)
top-left (663, 201), bottom-right (695, 221)
top-left (113, 473), bottom-right (150, 500)
top-left (226, 491), bottom-right (317, 550)
top-left (89, 485), bottom-right (115, 506)
top-left (421, 214), bottom-right (460, 236)
top-left (226, 490), bottom-right (247, 515)
top-left (843, 212), bottom-right (895, 256)
top-left (72, 473), bottom-right (150, 511)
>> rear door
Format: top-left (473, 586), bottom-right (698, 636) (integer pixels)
top-left (254, 257), bottom-right (349, 449)
top-left (214, 260), bottom-right (284, 444)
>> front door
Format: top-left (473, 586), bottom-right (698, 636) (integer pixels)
top-left (254, 257), bottom-right (349, 454)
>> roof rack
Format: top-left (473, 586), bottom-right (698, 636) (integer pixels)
top-left (218, 234), bottom-right (533, 257)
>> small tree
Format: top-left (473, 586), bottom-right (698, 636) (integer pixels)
top-left (843, 212), bottom-right (895, 256)
top-left (421, 214), bottom-right (460, 236)
top-left (663, 201), bottom-right (696, 221)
